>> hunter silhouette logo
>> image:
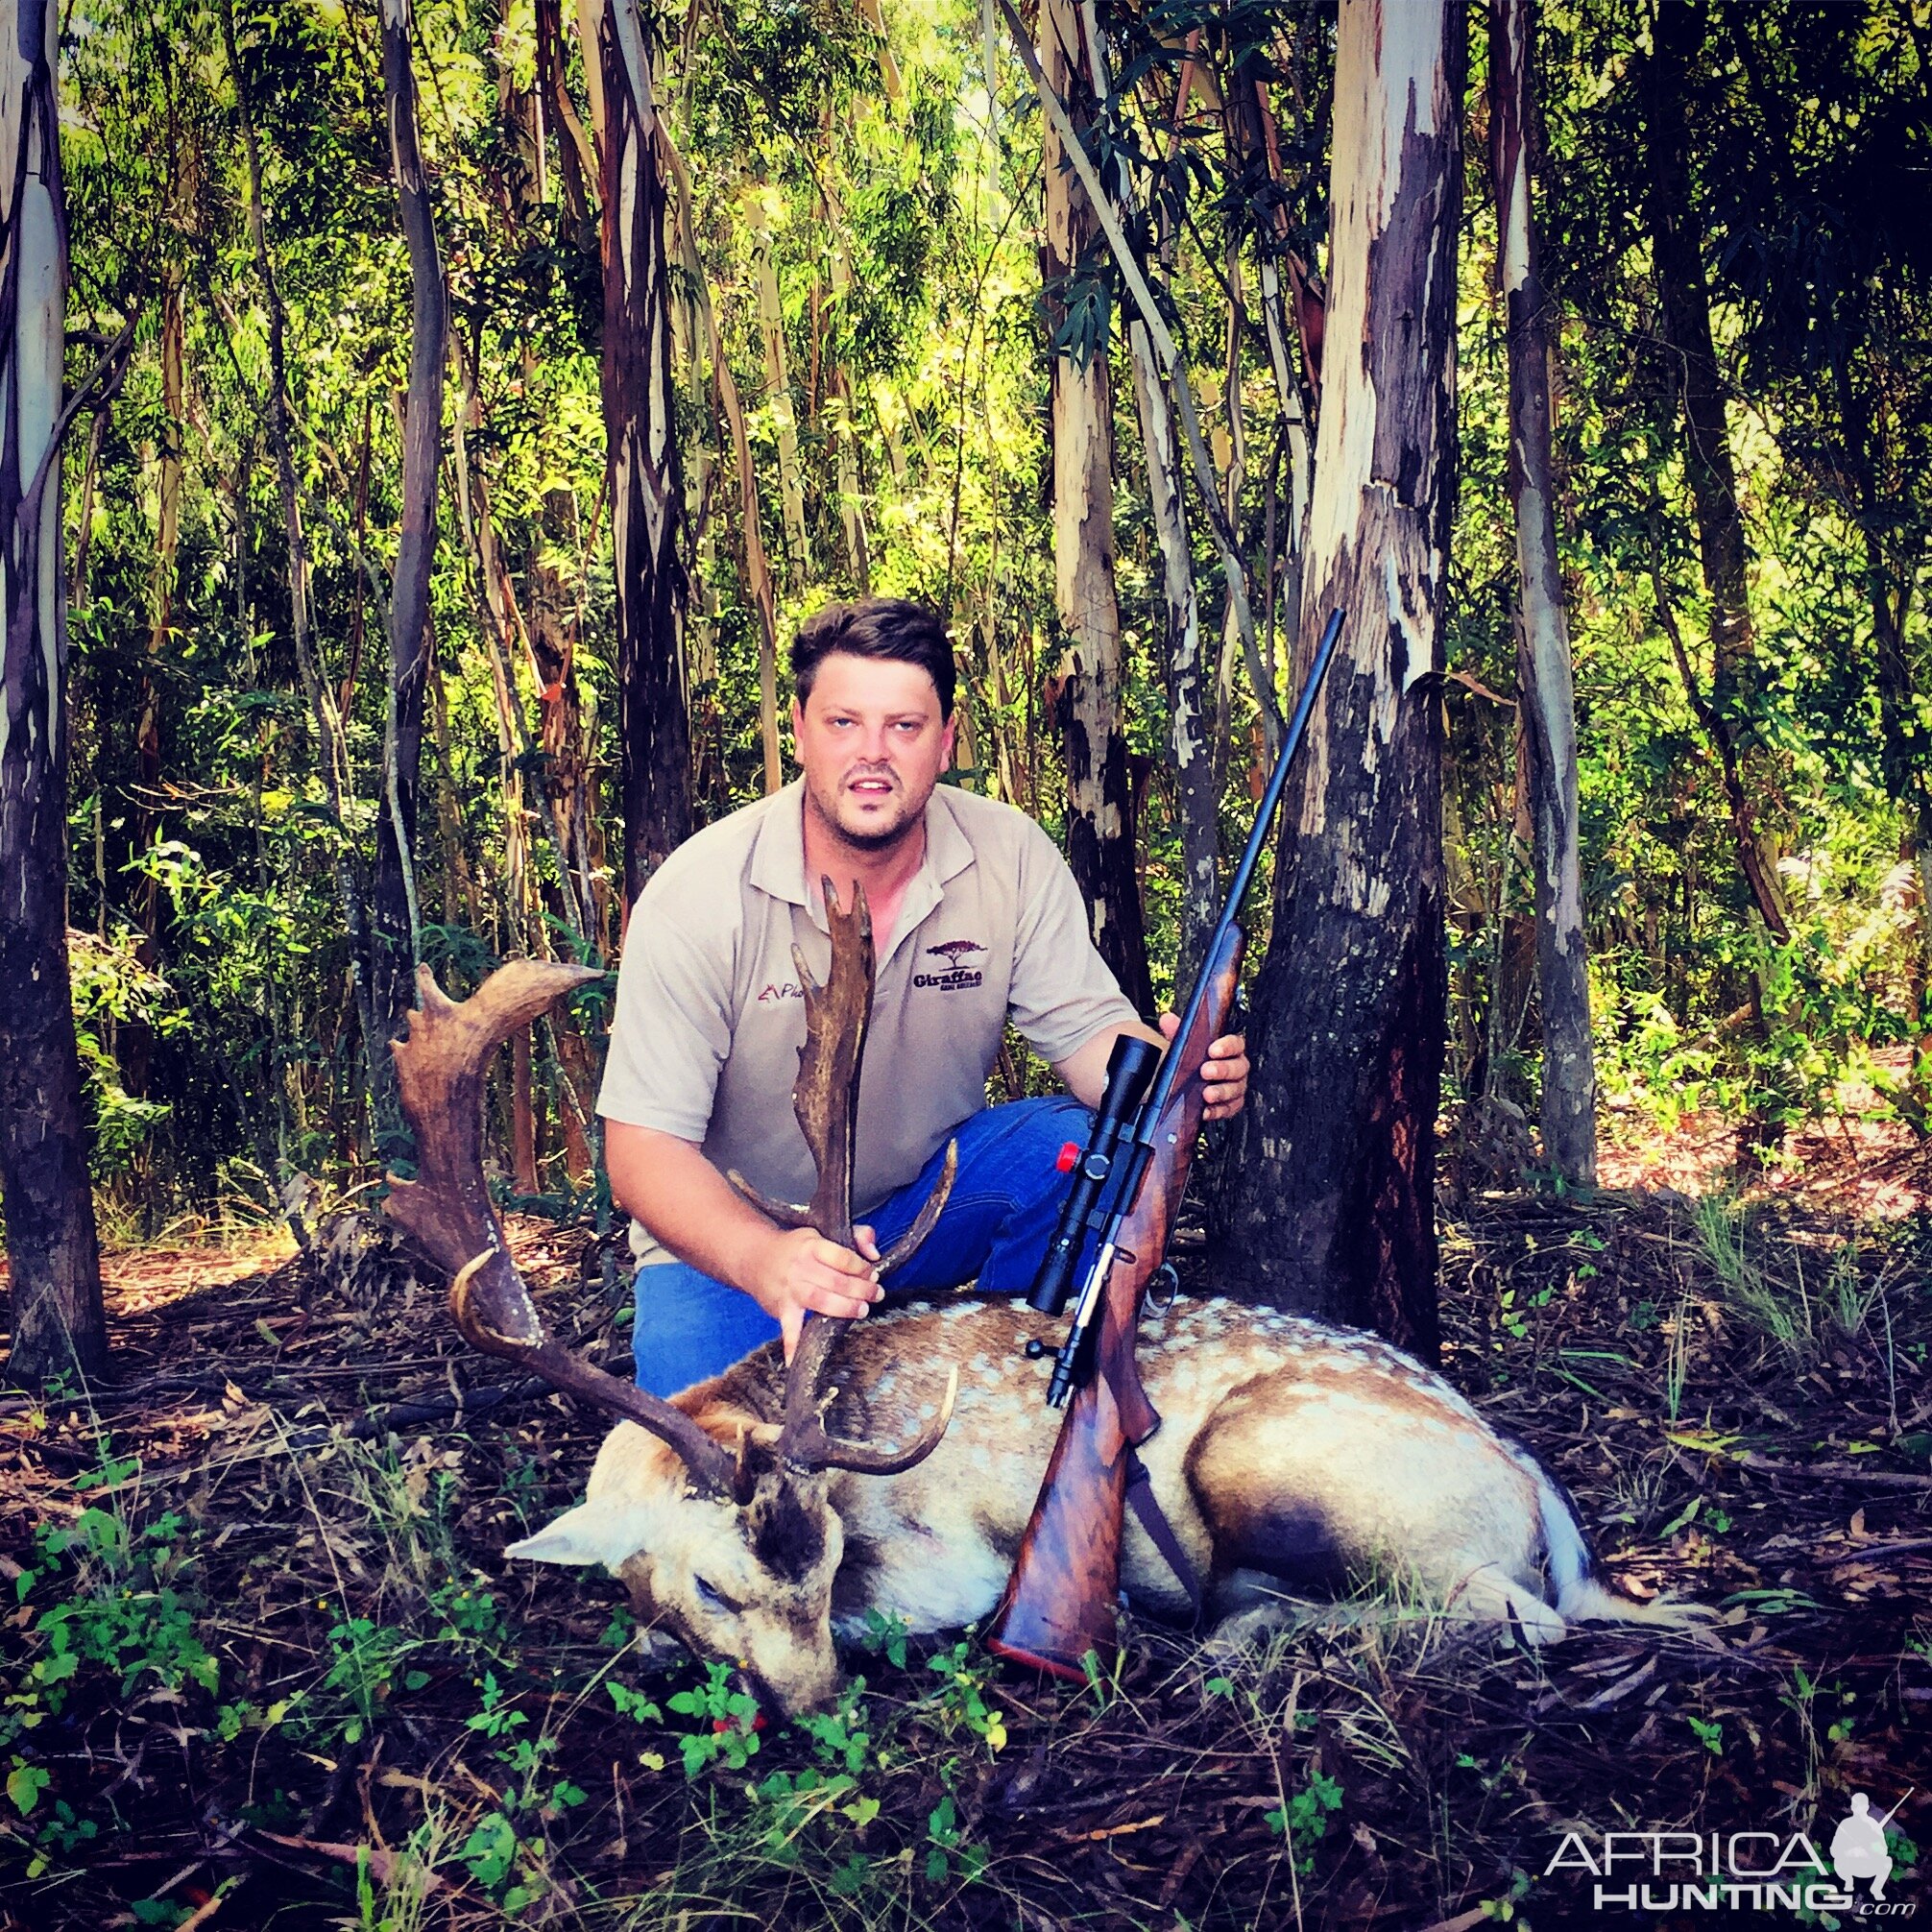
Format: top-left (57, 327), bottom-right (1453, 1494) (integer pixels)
top-left (1832, 1791), bottom-right (1913, 1903)
top-left (915, 938), bottom-right (984, 994)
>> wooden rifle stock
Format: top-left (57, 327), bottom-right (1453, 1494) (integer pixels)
top-left (985, 927), bottom-right (1244, 1679)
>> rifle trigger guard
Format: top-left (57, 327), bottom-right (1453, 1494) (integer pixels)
top-left (1148, 1262), bottom-right (1180, 1315)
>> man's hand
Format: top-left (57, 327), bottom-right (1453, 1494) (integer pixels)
top-left (749, 1222), bottom-right (884, 1363)
top-left (1159, 1011), bottom-right (1249, 1121)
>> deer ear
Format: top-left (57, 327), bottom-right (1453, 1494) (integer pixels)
top-left (504, 1499), bottom-right (642, 1569)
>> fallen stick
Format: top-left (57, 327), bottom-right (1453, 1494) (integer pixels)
top-left (1736, 1451), bottom-right (1932, 1490)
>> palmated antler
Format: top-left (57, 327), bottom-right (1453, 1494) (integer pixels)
top-left (386, 961), bottom-right (739, 1501)
top-left (729, 880), bottom-right (959, 1475)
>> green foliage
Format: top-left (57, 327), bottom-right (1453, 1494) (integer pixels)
top-left (665, 1661), bottom-right (764, 1776)
top-left (1265, 1768), bottom-right (1344, 1875)
top-left (922, 1638), bottom-right (1007, 1752)
top-left (36, 0), bottom-right (1929, 1227)
top-left (64, 927), bottom-right (182, 1174)
top-left (1685, 1713), bottom-right (1725, 1755)
top-left (317, 1618), bottom-right (429, 1747)
top-left (1, 1448), bottom-right (223, 1869)
top-left (6, 1500), bottom-right (219, 1746)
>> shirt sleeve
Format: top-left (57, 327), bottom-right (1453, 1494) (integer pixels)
top-left (595, 887), bottom-right (735, 1142)
top-left (1005, 818), bottom-right (1141, 1064)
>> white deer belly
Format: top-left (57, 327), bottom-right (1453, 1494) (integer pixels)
top-left (824, 1295), bottom-right (1548, 1630)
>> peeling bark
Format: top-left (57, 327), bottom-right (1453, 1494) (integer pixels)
top-left (1126, 316), bottom-right (1216, 986)
top-left (535, 0), bottom-right (595, 241)
top-left (657, 120), bottom-right (781, 797)
top-left (714, 327), bottom-right (782, 795)
top-left (0, 0), bottom-right (107, 1382)
top-left (1038, 0), bottom-right (1150, 1016)
top-left (223, 0), bottom-right (377, 1129)
top-left (1214, 0), bottom-right (1464, 1361)
top-left (580, 0), bottom-right (689, 904)
top-left (124, 274), bottom-right (183, 1099)
top-left (830, 244), bottom-right (871, 596)
top-left (1489, 0), bottom-right (1595, 1184)
top-left (1228, 59), bottom-right (1314, 694)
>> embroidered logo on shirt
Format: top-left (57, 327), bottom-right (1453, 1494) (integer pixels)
top-left (758, 981), bottom-right (805, 1002)
top-left (916, 939), bottom-right (985, 993)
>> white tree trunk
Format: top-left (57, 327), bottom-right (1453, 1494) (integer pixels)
top-left (0, 0), bottom-right (107, 1381)
top-left (1216, 0), bottom-right (1464, 1357)
top-left (1490, 0), bottom-right (1595, 1183)
top-left (1039, 0), bottom-right (1148, 1010)
top-left (747, 193), bottom-right (811, 589)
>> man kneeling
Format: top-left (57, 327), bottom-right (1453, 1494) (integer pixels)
top-left (597, 596), bottom-right (1249, 1393)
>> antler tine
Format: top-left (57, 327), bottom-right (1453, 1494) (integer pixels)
top-left (771, 881), bottom-right (962, 1478)
top-left (791, 878), bottom-right (872, 1245)
top-left (764, 1360), bottom-right (961, 1477)
top-left (387, 961), bottom-right (738, 1501)
top-left (875, 1138), bottom-right (958, 1277)
top-left (771, 878), bottom-right (872, 1462)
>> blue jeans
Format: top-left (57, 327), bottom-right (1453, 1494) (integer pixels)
top-left (631, 1096), bottom-right (1093, 1396)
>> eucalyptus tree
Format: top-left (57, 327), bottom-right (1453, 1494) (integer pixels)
top-left (1698, 2), bottom-right (1932, 1001)
top-left (370, 0), bottom-right (447, 1110)
top-left (1637, 0), bottom-right (1789, 941)
top-left (582, 0), bottom-right (690, 903)
top-left (1217, 0), bottom-right (1465, 1355)
top-left (1489, 0), bottom-right (1594, 1184)
top-left (1, 0), bottom-right (107, 1381)
top-left (1035, 0), bottom-right (1152, 1017)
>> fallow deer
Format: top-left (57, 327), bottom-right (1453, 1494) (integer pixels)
top-left (387, 892), bottom-right (1702, 1719)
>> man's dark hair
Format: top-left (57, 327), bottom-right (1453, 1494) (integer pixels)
top-left (790, 597), bottom-right (954, 719)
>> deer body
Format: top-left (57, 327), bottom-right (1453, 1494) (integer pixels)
top-left (386, 947), bottom-right (1696, 1727)
top-left (510, 1293), bottom-right (1682, 1712)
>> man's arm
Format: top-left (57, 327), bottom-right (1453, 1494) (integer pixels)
top-left (606, 1121), bottom-right (883, 1362)
top-left (1051, 1016), bottom-right (1250, 1121)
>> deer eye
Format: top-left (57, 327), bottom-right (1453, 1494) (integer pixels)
top-left (693, 1577), bottom-right (740, 1615)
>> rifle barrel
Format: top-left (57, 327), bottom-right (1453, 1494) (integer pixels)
top-left (1877, 1790), bottom-right (1914, 1829)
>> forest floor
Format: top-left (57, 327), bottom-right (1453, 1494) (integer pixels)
top-left (1, 1120), bottom-right (1928, 1931)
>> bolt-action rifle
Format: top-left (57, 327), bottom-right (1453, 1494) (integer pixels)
top-left (986, 608), bottom-right (1345, 1679)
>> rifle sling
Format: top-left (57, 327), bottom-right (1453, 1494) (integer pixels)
top-left (1123, 1448), bottom-right (1204, 1629)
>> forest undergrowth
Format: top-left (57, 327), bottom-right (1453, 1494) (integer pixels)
top-left (1, 1130), bottom-right (1928, 1931)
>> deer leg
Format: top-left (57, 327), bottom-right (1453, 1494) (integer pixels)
top-left (1445, 1564), bottom-right (1567, 1644)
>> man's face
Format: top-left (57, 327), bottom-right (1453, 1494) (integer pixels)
top-left (792, 652), bottom-right (955, 852)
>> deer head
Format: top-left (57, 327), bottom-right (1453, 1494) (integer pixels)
top-left (385, 885), bottom-right (958, 1712)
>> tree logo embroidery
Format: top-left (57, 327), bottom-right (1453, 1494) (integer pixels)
top-left (916, 938), bottom-right (984, 993)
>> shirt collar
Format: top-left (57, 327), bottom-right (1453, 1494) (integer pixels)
top-left (748, 778), bottom-right (811, 909)
top-left (746, 777), bottom-right (978, 939)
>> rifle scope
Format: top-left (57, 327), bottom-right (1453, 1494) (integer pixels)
top-left (1026, 1033), bottom-right (1159, 1316)
top-left (1033, 606), bottom-right (1346, 1409)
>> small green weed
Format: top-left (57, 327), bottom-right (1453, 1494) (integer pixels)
top-left (1266, 1768), bottom-right (1343, 1874)
top-left (314, 1616), bottom-right (427, 1746)
top-left (922, 1639), bottom-right (1007, 1752)
top-left (1686, 1713), bottom-right (1724, 1754)
top-left (665, 1660), bottom-right (762, 1775)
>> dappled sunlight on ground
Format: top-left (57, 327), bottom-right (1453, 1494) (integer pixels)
top-left (1599, 1107), bottom-right (1929, 1220)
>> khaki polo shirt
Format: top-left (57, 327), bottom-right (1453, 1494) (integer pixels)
top-left (598, 777), bottom-right (1138, 1267)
